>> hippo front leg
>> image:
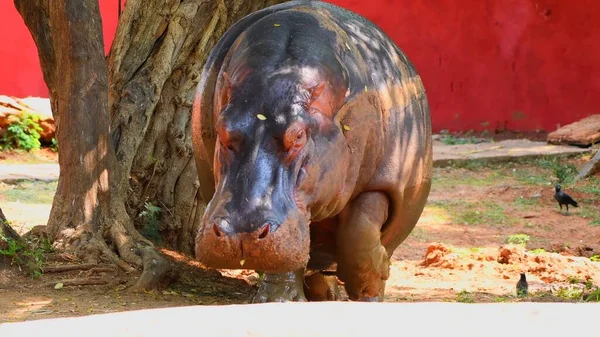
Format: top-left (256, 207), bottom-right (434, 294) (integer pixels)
top-left (336, 192), bottom-right (391, 301)
top-left (252, 269), bottom-right (308, 303)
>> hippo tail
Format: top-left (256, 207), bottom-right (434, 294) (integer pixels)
top-left (191, 1), bottom-right (311, 201)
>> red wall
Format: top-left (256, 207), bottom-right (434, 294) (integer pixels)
top-left (0, 0), bottom-right (121, 98)
top-left (1, 0), bottom-right (598, 133)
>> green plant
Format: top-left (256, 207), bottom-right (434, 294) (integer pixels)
top-left (567, 276), bottom-right (585, 284)
top-left (139, 202), bottom-right (162, 243)
top-left (50, 137), bottom-right (59, 152)
top-left (0, 113), bottom-right (43, 152)
top-left (506, 234), bottom-right (530, 246)
top-left (493, 295), bottom-right (511, 302)
top-left (0, 234), bottom-right (20, 257)
top-left (456, 290), bottom-right (474, 303)
top-left (584, 288), bottom-right (600, 302)
top-left (535, 156), bottom-right (578, 184)
top-left (529, 248), bottom-right (546, 254)
top-left (590, 255), bottom-right (600, 262)
top-left (555, 286), bottom-right (583, 300)
top-left (0, 231), bottom-right (51, 278)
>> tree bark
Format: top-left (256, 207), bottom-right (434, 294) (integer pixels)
top-left (108, 0), bottom-right (287, 255)
top-left (15, 0), bottom-right (288, 290)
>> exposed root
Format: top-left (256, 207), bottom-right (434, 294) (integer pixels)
top-left (43, 263), bottom-right (99, 273)
top-left (87, 267), bottom-right (119, 274)
top-left (105, 211), bottom-right (177, 291)
top-left (109, 221), bottom-right (143, 267)
top-left (42, 264), bottom-right (118, 274)
top-left (41, 277), bottom-right (115, 287)
top-left (129, 244), bottom-right (177, 292)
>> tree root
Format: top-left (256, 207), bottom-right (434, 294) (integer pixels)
top-left (42, 277), bottom-right (112, 287)
top-left (43, 263), bottom-right (100, 273)
top-left (87, 267), bottom-right (119, 274)
top-left (52, 219), bottom-right (176, 291)
top-left (129, 244), bottom-right (177, 292)
top-left (42, 264), bottom-right (118, 274)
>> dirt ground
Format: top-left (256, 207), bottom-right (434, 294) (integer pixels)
top-left (2, 138), bottom-right (600, 324)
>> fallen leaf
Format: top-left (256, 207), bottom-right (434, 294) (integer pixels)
top-left (273, 23), bottom-right (280, 27)
top-left (54, 283), bottom-right (64, 290)
top-left (343, 125), bottom-right (351, 131)
top-left (256, 114), bottom-right (266, 121)
top-left (240, 259), bottom-right (246, 266)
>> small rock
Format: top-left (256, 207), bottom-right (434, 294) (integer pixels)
top-left (421, 242), bottom-right (450, 267)
top-left (497, 244), bottom-right (526, 264)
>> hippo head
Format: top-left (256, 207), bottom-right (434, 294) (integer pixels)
top-left (195, 67), bottom-right (348, 273)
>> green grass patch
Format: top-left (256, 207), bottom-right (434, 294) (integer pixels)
top-left (506, 233), bottom-right (530, 246)
top-left (512, 195), bottom-right (541, 210)
top-left (456, 202), bottom-right (513, 226)
top-left (512, 168), bottom-right (552, 186)
top-left (573, 176), bottom-right (600, 198)
top-left (578, 206), bottom-right (600, 226)
top-left (0, 180), bottom-right (57, 204)
top-left (438, 130), bottom-right (484, 146)
top-left (428, 199), bottom-right (516, 227)
top-left (432, 168), bottom-right (509, 189)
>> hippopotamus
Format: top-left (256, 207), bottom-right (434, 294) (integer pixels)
top-left (191, 0), bottom-right (432, 302)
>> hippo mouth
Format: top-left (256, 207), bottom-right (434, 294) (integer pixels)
top-left (195, 217), bottom-right (310, 273)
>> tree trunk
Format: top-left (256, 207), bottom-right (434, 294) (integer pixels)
top-left (108, 0), bottom-right (287, 254)
top-left (14, 0), bottom-right (123, 265)
top-left (15, 0), bottom-right (287, 290)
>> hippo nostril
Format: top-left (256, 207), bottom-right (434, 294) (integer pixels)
top-left (258, 224), bottom-right (270, 239)
top-left (213, 223), bottom-right (223, 237)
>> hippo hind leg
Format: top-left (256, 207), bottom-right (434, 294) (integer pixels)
top-left (303, 271), bottom-right (343, 301)
top-left (252, 268), bottom-right (307, 303)
top-left (336, 192), bottom-right (390, 301)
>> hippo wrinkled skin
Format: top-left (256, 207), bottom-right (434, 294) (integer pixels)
top-left (191, 0), bottom-right (432, 302)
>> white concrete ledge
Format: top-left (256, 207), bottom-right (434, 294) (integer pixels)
top-left (1, 302), bottom-right (597, 337)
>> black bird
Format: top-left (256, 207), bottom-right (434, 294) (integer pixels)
top-left (516, 272), bottom-right (528, 297)
top-left (554, 184), bottom-right (579, 214)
